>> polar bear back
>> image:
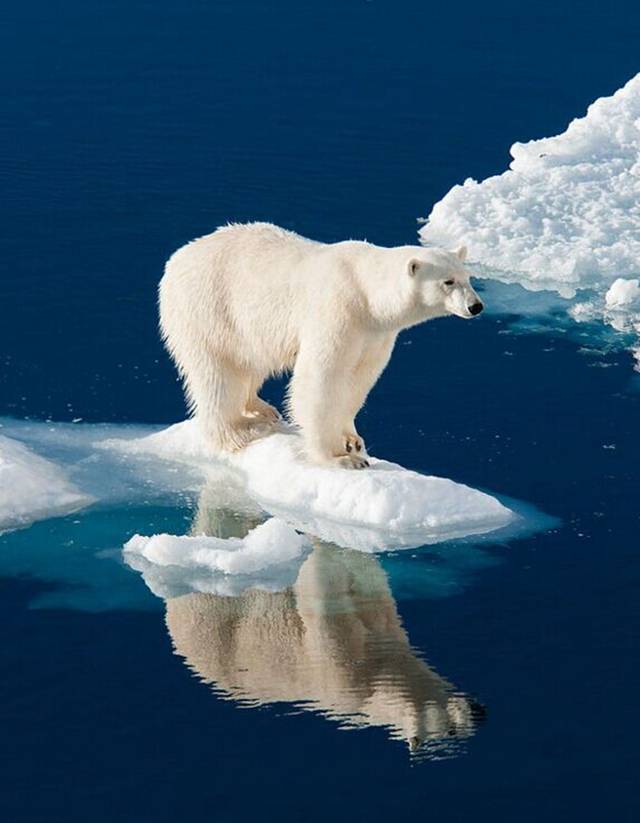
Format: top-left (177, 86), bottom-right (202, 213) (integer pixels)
top-left (160, 222), bottom-right (369, 376)
top-left (158, 222), bottom-right (455, 386)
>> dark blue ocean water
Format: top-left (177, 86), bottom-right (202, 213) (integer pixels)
top-left (1, 1), bottom-right (640, 821)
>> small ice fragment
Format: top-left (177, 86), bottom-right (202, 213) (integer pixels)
top-left (124, 518), bottom-right (310, 580)
top-left (605, 278), bottom-right (640, 309)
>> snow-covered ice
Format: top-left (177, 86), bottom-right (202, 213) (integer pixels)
top-left (419, 73), bottom-right (640, 363)
top-left (103, 419), bottom-right (514, 549)
top-left (420, 73), bottom-right (640, 295)
top-left (0, 433), bottom-right (93, 533)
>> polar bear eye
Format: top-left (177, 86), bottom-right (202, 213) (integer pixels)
top-left (443, 279), bottom-right (455, 286)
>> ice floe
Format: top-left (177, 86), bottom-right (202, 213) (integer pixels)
top-left (0, 417), bottom-right (517, 551)
top-left (0, 433), bottom-right (93, 533)
top-left (103, 419), bottom-right (515, 550)
top-left (419, 73), bottom-right (640, 364)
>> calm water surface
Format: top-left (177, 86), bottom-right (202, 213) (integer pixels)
top-left (1, 1), bottom-right (639, 821)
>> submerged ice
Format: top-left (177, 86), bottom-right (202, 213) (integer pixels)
top-left (419, 73), bottom-right (640, 364)
top-left (0, 433), bottom-right (92, 533)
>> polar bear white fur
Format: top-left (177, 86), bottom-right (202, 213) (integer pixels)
top-left (159, 222), bottom-right (482, 467)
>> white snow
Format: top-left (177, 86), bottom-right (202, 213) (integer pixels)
top-left (103, 419), bottom-right (514, 550)
top-left (419, 73), bottom-right (640, 363)
top-left (0, 434), bottom-right (93, 533)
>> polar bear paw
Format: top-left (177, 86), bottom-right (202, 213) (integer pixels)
top-left (335, 434), bottom-right (369, 469)
top-left (343, 433), bottom-right (366, 456)
top-left (335, 453), bottom-right (370, 470)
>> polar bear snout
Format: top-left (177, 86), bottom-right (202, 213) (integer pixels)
top-left (443, 282), bottom-right (484, 319)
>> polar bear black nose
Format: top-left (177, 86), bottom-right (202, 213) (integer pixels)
top-left (469, 301), bottom-right (483, 316)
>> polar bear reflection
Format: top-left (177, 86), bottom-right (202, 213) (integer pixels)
top-left (138, 484), bottom-right (485, 756)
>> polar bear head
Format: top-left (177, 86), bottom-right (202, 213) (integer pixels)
top-left (408, 245), bottom-right (484, 319)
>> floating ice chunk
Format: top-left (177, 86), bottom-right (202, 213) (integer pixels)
top-left (605, 278), bottom-right (640, 309)
top-left (105, 420), bottom-right (514, 548)
top-left (125, 518), bottom-right (309, 575)
top-left (124, 548), bottom-right (305, 599)
top-left (568, 280), bottom-right (640, 367)
top-left (419, 73), bottom-right (640, 298)
top-left (0, 434), bottom-right (93, 533)
top-left (124, 518), bottom-right (310, 599)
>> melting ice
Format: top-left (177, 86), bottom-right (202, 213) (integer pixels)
top-left (0, 433), bottom-right (92, 533)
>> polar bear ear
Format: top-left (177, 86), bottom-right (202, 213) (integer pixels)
top-left (456, 245), bottom-right (468, 262)
top-left (408, 258), bottom-right (440, 279)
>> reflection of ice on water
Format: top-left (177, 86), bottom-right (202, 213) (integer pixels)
top-left (124, 479), bottom-right (486, 758)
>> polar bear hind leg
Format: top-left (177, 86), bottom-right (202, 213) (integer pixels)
top-left (195, 364), bottom-right (277, 453)
top-left (167, 336), bottom-right (274, 454)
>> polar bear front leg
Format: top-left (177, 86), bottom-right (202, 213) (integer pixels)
top-left (345, 332), bottom-right (397, 430)
top-left (334, 333), bottom-right (397, 464)
top-left (288, 340), bottom-right (370, 469)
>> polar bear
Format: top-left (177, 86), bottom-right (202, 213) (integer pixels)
top-left (159, 222), bottom-right (482, 467)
